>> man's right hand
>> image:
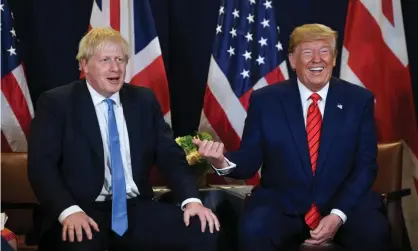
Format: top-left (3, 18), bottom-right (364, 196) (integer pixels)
top-left (192, 138), bottom-right (228, 168)
top-left (62, 212), bottom-right (99, 242)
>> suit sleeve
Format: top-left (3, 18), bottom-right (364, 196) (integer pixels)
top-left (27, 92), bottom-right (78, 219)
top-left (225, 92), bottom-right (264, 179)
top-left (150, 93), bottom-right (200, 202)
top-left (332, 95), bottom-right (379, 215)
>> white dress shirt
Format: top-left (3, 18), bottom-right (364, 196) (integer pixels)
top-left (58, 82), bottom-right (201, 223)
top-left (213, 79), bottom-right (347, 223)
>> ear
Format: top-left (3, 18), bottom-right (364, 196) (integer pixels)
top-left (288, 53), bottom-right (296, 70)
top-left (80, 59), bottom-right (88, 73)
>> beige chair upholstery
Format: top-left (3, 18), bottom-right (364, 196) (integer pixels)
top-left (1, 152), bottom-right (38, 251)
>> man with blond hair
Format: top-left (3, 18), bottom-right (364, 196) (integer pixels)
top-left (194, 23), bottom-right (391, 250)
top-left (28, 27), bottom-right (222, 251)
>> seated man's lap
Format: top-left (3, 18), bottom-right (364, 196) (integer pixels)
top-left (121, 200), bottom-right (219, 251)
top-left (39, 199), bottom-right (219, 251)
top-left (239, 202), bottom-right (306, 249)
top-left (334, 207), bottom-right (391, 250)
top-left (37, 212), bottom-right (109, 251)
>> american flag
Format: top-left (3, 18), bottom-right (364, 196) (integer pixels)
top-left (89, 0), bottom-right (170, 124)
top-left (199, 0), bottom-right (289, 184)
top-left (1, 0), bottom-right (34, 152)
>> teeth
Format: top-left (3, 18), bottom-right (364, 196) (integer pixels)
top-left (310, 67), bottom-right (324, 71)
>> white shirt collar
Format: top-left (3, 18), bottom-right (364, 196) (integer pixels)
top-left (297, 78), bottom-right (330, 102)
top-left (86, 80), bottom-right (121, 107)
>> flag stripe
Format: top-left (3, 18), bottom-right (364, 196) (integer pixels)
top-left (361, 0), bottom-right (408, 66)
top-left (382, 0), bottom-right (395, 26)
top-left (1, 92), bottom-right (28, 152)
top-left (12, 65), bottom-right (34, 117)
top-left (127, 37), bottom-right (162, 81)
top-left (1, 72), bottom-right (32, 138)
top-left (203, 86), bottom-right (241, 151)
top-left (110, 0), bottom-right (120, 31)
top-left (1, 131), bottom-right (13, 152)
top-left (207, 56), bottom-right (248, 139)
top-left (264, 62), bottom-right (289, 85)
top-left (90, 0), bottom-right (109, 28)
top-left (239, 89), bottom-right (253, 110)
top-left (130, 55), bottom-right (170, 114)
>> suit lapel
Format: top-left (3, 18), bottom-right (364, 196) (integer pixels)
top-left (119, 86), bottom-right (143, 181)
top-left (316, 78), bottom-right (346, 175)
top-left (75, 81), bottom-right (104, 164)
top-left (280, 79), bottom-right (313, 180)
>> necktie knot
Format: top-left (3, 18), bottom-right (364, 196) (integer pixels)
top-left (104, 98), bottom-right (115, 110)
top-left (310, 93), bottom-right (321, 104)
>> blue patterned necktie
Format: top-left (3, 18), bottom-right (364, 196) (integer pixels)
top-left (104, 98), bottom-right (128, 236)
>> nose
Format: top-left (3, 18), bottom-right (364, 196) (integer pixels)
top-left (312, 51), bottom-right (321, 63)
top-left (109, 60), bottom-right (120, 72)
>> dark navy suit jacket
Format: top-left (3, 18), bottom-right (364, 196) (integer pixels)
top-left (225, 77), bottom-right (382, 217)
top-left (27, 80), bottom-right (198, 232)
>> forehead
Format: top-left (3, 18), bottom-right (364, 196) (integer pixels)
top-left (298, 39), bottom-right (332, 50)
top-left (94, 41), bottom-right (124, 56)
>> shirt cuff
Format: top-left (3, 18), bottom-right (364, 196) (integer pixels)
top-left (58, 205), bottom-right (84, 224)
top-left (330, 209), bottom-right (347, 224)
top-left (212, 157), bottom-right (236, 176)
top-left (181, 198), bottom-right (202, 210)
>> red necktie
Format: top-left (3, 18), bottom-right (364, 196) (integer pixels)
top-left (304, 93), bottom-right (322, 229)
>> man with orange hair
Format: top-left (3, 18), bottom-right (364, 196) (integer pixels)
top-left (195, 23), bottom-right (391, 250)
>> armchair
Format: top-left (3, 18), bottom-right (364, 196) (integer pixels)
top-left (1, 152), bottom-right (38, 251)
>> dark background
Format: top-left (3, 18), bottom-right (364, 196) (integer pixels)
top-left (8, 0), bottom-right (418, 137)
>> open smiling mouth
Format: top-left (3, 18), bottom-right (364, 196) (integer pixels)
top-left (107, 77), bottom-right (120, 83)
top-left (309, 67), bottom-right (324, 73)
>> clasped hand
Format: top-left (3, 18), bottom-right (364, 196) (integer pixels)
top-left (305, 214), bottom-right (342, 245)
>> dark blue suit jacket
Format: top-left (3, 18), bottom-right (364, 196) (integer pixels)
top-left (225, 77), bottom-right (381, 217)
top-left (28, 80), bottom-right (198, 231)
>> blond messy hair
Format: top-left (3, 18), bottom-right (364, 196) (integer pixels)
top-left (288, 23), bottom-right (338, 56)
top-left (76, 27), bottom-right (130, 62)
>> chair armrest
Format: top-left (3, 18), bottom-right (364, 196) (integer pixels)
top-left (246, 189), bottom-right (411, 202)
top-left (381, 188), bottom-right (411, 203)
top-left (1, 203), bottom-right (39, 210)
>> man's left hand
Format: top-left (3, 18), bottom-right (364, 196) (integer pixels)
top-left (183, 202), bottom-right (220, 233)
top-left (305, 214), bottom-right (343, 245)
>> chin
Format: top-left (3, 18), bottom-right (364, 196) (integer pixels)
top-left (105, 87), bottom-right (122, 94)
top-left (310, 75), bottom-right (329, 85)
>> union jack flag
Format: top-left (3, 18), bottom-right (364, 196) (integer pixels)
top-left (199, 0), bottom-right (289, 184)
top-left (1, 0), bottom-right (34, 152)
top-left (340, 0), bottom-right (418, 231)
top-left (89, 0), bottom-right (170, 123)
